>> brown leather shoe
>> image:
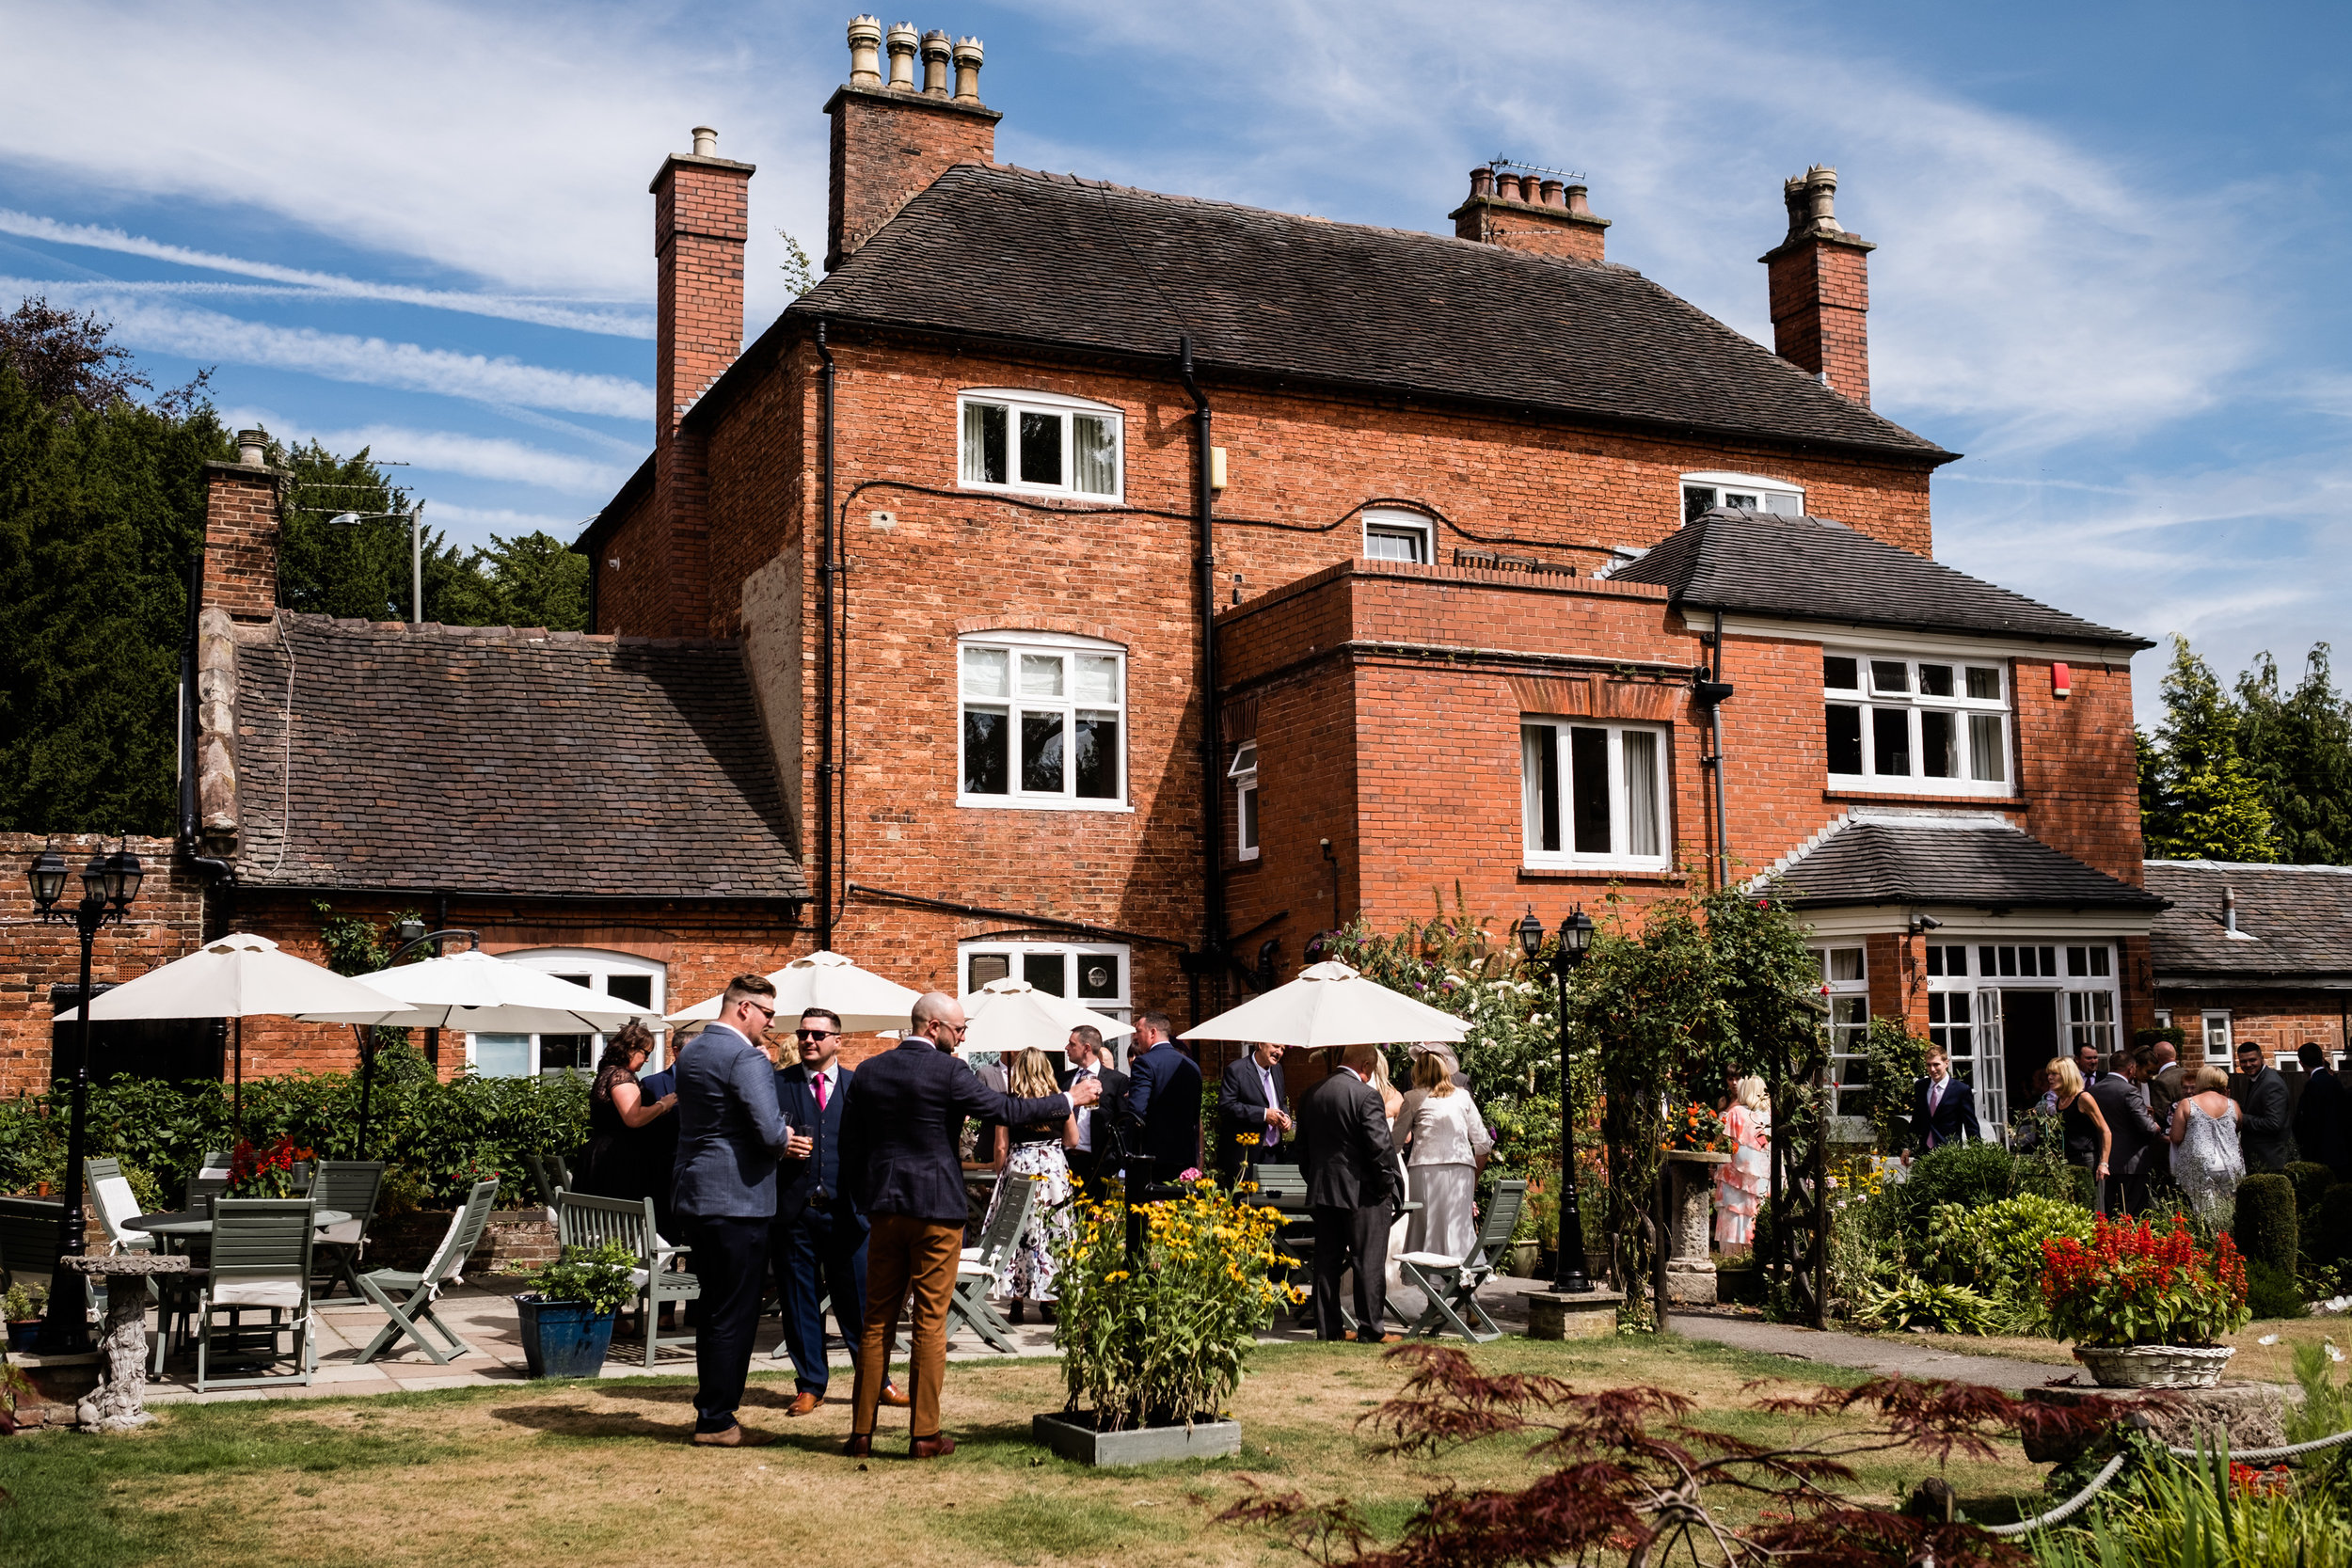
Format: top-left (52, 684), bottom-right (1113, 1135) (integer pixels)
top-left (787, 1391), bottom-right (821, 1418)
top-left (909, 1433), bottom-right (958, 1460)
top-left (843, 1433), bottom-right (874, 1457)
top-left (691, 1424), bottom-right (776, 1448)
top-left (879, 1383), bottom-right (912, 1408)
top-left (1358, 1332), bottom-right (1404, 1345)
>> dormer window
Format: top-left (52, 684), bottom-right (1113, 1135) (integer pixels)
top-left (959, 389), bottom-right (1122, 500)
top-left (1681, 471), bottom-right (1804, 523)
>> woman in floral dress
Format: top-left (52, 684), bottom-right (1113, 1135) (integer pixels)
top-left (983, 1047), bottom-right (1079, 1323)
top-left (1714, 1076), bottom-right (1771, 1248)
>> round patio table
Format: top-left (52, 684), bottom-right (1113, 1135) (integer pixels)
top-left (125, 1208), bottom-right (350, 1243)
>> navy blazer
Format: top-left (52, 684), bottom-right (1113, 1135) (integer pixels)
top-left (670, 1023), bottom-right (791, 1220)
top-left (1216, 1054), bottom-right (1287, 1176)
top-left (1908, 1074), bottom-right (1980, 1153)
top-left (774, 1060), bottom-right (858, 1229)
top-left (1124, 1041), bottom-right (1204, 1179)
top-left (839, 1039), bottom-right (1074, 1223)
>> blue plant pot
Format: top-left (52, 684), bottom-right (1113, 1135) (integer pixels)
top-left (7, 1320), bottom-right (40, 1354)
top-left (516, 1295), bottom-right (616, 1378)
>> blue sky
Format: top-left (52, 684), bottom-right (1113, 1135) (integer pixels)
top-left (5, 1), bottom-right (2345, 719)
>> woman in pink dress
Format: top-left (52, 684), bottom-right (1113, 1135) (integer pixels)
top-left (1714, 1076), bottom-right (1771, 1248)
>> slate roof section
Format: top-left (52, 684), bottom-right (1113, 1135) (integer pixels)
top-left (1612, 507), bottom-right (2152, 648)
top-left (232, 616), bottom-right (806, 900)
top-left (2147, 861), bottom-right (2352, 981)
top-left (778, 162), bottom-right (1950, 462)
top-left (1756, 813), bottom-right (2167, 911)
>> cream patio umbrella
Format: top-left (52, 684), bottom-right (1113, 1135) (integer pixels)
top-left (665, 949), bottom-right (922, 1034)
top-left (1176, 960), bottom-right (1470, 1050)
top-left (955, 977), bottom-right (1135, 1058)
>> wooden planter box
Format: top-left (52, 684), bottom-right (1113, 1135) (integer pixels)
top-left (1032, 1412), bottom-right (1242, 1466)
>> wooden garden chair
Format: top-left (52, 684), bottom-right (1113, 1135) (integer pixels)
top-left (1247, 1162), bottom-right (1319, 1322)
top-left (946, 1178), bottom-right (1037, 1354)
top-left (524, 1152), bottom-right (572, 1212)
top-left (194, 1196), bottom-right (319, 1392)
top-left (1393, 1180), bottom-right (1528, 1343)
top-left (0, 1195), bottom-right (67, 1302)
top-left (355, 1178), bottom-right (499, 1366)
top-left (309, 1161), bottom-right (386, 1299)
top-left (554, 1191), bottom-right (698, 1368)
top-left (185, 1151), bottom-right (232, 1211)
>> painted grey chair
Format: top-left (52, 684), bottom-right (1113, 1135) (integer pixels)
top-left (194, 1196), bottom-right (318, 1392)
top-left (355, 1179), bottom-right (500, 1366)
top-left (946, 1178), bottom-right (1036, 1354)
top-left (1394, 1180), bottom-right (1528, 1343)
top-left (0, 1195), bottom-right (66, 1301)
top-left (184, 1150), bottom-right (233, 1211)
top-left (309, 1161), bottom-right (387, 1299)
top-left (1248, 1162), bottom-right (1319, 1322)
top-left (555, 1191), bottom-right (698, 1368)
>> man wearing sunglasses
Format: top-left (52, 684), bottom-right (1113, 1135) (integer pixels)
top-left (673, 974), bottom-right (793, 1448)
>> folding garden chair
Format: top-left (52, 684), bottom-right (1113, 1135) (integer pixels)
top-left (555, 1191), bottom-right (698, 1368)
top-left (946, 1178), bottom-right (1036, 1354)
top-left (1393, 1180), bottom-right (1528, 1343)
top-left (309, 1161), bottom-right (386, 1299)
top-left (194, 1196), bottom-right (319, 1392)
top-left (355, 1178), bottom-right (499, 1366)
top-left (524, 1152), bottom-right (572, 1212)
top-left (185, 1151), bottom-right (232, 1211)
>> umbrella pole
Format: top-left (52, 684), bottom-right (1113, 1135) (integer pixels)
top-left (232, 1016), bottom-right (244, 1138)
top-left (355, 1024), bottom-right (374, 1161)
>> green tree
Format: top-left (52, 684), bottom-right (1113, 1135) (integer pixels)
top-left (2142, 635), bottom-right (2278, 863)
top-left (278, 439), bottom-right (473, 622)
top-left (2236, 644), bottom-right (2352, 864)
top-left (436, 531), bottom-right (589, 631)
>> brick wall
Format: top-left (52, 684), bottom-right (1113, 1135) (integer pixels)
top-left (1452, 191), bottom-right (1610, 263)
top-left (1766, 233), bottom-right (1873, 406)
top-left (201, 460), bottom-right (282, 623)
top-left (2154, 986), bottom-right (2352, 1064)
top-left (824, 86), bottom-right (998, 269)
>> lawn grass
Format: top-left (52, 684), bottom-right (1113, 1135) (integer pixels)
top-left (0, 1336), bottom-right (2058, 1568)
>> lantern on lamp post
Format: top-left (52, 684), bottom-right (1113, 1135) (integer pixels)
top-left (1518, 904), bottom-right (1594, 1293)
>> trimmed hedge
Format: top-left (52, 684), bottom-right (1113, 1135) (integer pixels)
top-left (2233, 1172), bottom-right (2299, 1274)
top-left (2286, 1161), bottom-right (2338, 1216)
top-left (2310, 1182), bottom-right (2352, 1271)
top-left (1899, 1141), bottom-right (2017, 1240)
top-left (2246, 1257), bottom-right (2310, 1321)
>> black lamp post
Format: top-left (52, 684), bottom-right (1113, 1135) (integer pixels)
top-left (1519, 903), bottom-right (1594, 1293)
top-left (27, 837), bottom-right (143, 1354)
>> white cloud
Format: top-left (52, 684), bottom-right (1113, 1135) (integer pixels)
top-left (220, 410), bottom-right (628, 495)
top-left (424, 502), bottom-right (593, 536)
top-left (0, 210), bottom-right (651, 337)
top-left (14, 282), bottom-right (651, 416)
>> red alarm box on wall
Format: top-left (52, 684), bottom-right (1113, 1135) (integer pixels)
top-left (2052, 661), bottom-right (2072, 700)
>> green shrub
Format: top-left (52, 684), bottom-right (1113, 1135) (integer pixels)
top-left (1864, 1018), bottom-right (1929, 1153)
top-left (2312, 1183), bottom-right (2352, 1270)
top-left (2287, 1337), bottom-right (2352, 1444)
top-left (2245, 1258), bottom-right (2309, 1321)
top-left (1924, 1193), bottom-right (2097, 1295)
top-left (2234, 1173), bottom-right (2300, 1272)
top-left (522, 1241), bottom-right (638, 1316)
top-left (2287, 1161), bottom-right (2338, 1216)
top-left (1898, 1140), bottom-right (2015, 1239)
top-left (1855, 1275), bottom-right (1992, 1334)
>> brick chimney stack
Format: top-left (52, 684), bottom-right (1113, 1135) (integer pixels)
top-left (825, 15), bottom-right (1001, 271)
top-left (200, 428), bottom-right (283, 625)
top-left (1760, 165), bottom-right (1875, 405)
top-left (649, 123), bottom-right (755, 630)
top-left (1450, 165), bottom-right (1610, 263)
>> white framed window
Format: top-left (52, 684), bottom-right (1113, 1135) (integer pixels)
top-left (2201, 1009), bottom-right (2233, 1065)
top-left (1362, 510), bottom-right (1433, 563)
top-left (469, 948), bottom-right (666, 1080)
top-left (1520, 719), bottom-right (1668, 870)
top-left (958, 388), bottom-right (1122, 500)
top-left (1924, 940), bottom-right (2123, 1134)
top-left (1811, 945), bottom-right (1869, 1117)
top-left (959, 631), bottom-right (1128, 810)
top-left (2153, 1008), bottom-right (2173, 1029)
top-left (1229, 740), bottom-right (1260, 862)
top-left (961, 940), bottom-right (1132, 1047)
top-left (1682, 470), bottom-right (1804, 523)
top-left (1824, 650), bottom-right (2011, 795)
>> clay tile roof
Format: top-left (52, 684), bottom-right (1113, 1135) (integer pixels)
top-left (232, 615), bottom-right (806, 900)
top-left (2146, 861), bottom-right (2352, 981)
top-left (1611, 506), bottom-right (2151, 647)
top-left (1756, 813), bottom-right (2167, 911)
top-left (784, 162), bottom-right (1950, 462)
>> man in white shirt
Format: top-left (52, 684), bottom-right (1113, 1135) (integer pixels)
top-left (1058, 1025), bottom-right (1129, 1189)
top-left (1216, 1040), bottom-right (1293, 1182)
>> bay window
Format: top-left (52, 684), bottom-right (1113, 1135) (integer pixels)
top-left (1824, 650), bottom-right (2010, 794)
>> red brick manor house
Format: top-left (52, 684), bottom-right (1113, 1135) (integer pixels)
top-left (0, 18), bottom-right (2162, 1129)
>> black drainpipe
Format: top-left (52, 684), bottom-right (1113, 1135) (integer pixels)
top-left (816, 320), bottom-right (838, 951)
top-left (1180, 336), bottom-right (1224, 1021)
top-left (1699, 608), bottom-right (1735, 890)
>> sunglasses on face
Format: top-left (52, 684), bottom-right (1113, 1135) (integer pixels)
top-left (742, 1002), bottom-right (777, 1023)
top-left (797, 1028), bottom-right (838, 1040)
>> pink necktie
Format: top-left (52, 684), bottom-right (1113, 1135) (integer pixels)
top-left (815, 1073), bottom-right (828, 1111)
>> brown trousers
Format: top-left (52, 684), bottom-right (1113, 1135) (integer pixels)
top-left (851, 1212), bottom-right (963, 1441)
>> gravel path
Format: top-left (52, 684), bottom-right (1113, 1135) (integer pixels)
top-left (1668, 1312), bottom-right (2080, 1392)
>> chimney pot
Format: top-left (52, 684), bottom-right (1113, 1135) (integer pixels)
top-left (1565, 182), bottom-right (1591, 215)
top-left (235, 428), bottom-right (268, 467)
top-left (691, 125), bottom-right (718, 157)
top-left (1496, 171), bottom-right (1523, 202)
top-left (1763, 165), bottom-right (1873, 405)
top-left (919, 28), bottom-right (951, 96)
top-left (1805, 165), bottom-right (1841, 232)
top-left (847, 15), bottom-right (883, 87)
top-left (2224, 885), bottom-right (2239, 934)
top-left (885, 21), bottom-right (919, 89)
top-left (1539, 178), bottom-right (1565, 207)
top-left (952, 35), bottom-right (984, 103)
top-left (1469, 166), bottom-right (1493, 198)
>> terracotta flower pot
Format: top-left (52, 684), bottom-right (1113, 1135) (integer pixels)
top-left (2074, 1343), bottom-right (2236, 1389)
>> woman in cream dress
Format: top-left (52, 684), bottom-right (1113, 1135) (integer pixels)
top-left (1403, 1053), bottom-right (1494, 1261)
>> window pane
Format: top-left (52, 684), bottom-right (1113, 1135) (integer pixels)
top-left (961, 645), bottom-right (1009, 699)
top-left (1569, 726), bottom-right (1611, 853)
top-left (1075, 655), bottom-right (1120, 705)
top-left (2090, 945), bottom-right (2110, 977)
top-left (962, 706), bottom-right (1009, 794)
top-left (1077, 954), bottom-right (1120, 1000)
top-left (1682, 485), bottom-right (1715, 523)
top-left (541, 1035), bottom-right (593, 1075)
top-left (1366, 525), bottom-right (1425, 562)
top-left (1024, 953), bottom-right (1066, 995)
top-left (1073, 713), bottom-right (1119, 799)
top-left (1869, 660), bottom-right (1909, 693)
top-left (1238, 780), bottom-right (1259, 851)
top-left (1922, 710), bottom-right (1956, 777)
top-left (1918, 664), bottom-right (1954, 697)
top-left (1072, 415), bottom-right (1118, 495)
top-left (1019, 410), bottom-right (1062, 485)
top-left (962, 403), bottom-right (1008, 484)
top-left (1763, 491), bottom-right (1804, 515)
top-left (969, 953), bottom-right (1010, 990)
top-left (1969, 714), bottom-right (2006, 783)
top-left (1824, 655), bottom-right (1859, 690)
top-left (475, 1034), bottom-right (531, 1078)
top-left (2067, 946), bottom-right (2089, 977)
top-left (1522, 724), bottom-right (1560, 854)
top-left (1622, 730), bottom-right (1661, 857)
top-left (1965, 667), bottom-right (2002, 700)
top-left (605, 974), bottom-right (654, 1008)
top-left (1829, 948), bottom-right (1863, 982)
top-left (1019, 653), bottom-right (1064, 698)
top-left (1872, 708), bottom-right (1911, 775)
top-left (1827, 705), bottom-right (1863, 772)
top-left (1227, 740), bottom-right (1257, 781)
top-left (1022, 711), bottom-right (1066, 793)
top-left (1724, 492), bottom-right (1758, 509)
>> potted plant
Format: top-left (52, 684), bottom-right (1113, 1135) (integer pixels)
top-left (2040, 1212), bottom-right (2250, 1388)
top-left (514, 1241), bottom-right (636, 1378)
top-left (4, 1281), bottom-right (45, 1353)
top-left (1035, 1173), bottom-right (1295, 1465)
top-left (225, 1136), bottom-right (316, 1198)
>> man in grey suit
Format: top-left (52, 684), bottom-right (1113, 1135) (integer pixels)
top-left (672, 974), bottom-right (792, 1448)
top-left (1297, 1041), bottom-right (1402, 1344)
top-left (2233, 1041), bottom-right (2294, 1173)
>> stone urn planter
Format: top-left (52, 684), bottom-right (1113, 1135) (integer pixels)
top-left (2074, 1343), bottom-right (2237, 1390)
top-left (1663, 1150), bottom-right (1730, 1306)
top-left (1031, 1412), bottom-right (1243, 1467)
